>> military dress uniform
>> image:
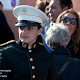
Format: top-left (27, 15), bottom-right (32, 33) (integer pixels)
top-left (0, 40), bottom-right (57, 80)
top-left (0, 5), bottom-right (57, 80)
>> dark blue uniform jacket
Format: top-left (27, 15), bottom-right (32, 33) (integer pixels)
top-left (0, 40), bottom-right (57, 80)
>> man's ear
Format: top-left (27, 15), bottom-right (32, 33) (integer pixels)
top-left (38, 27), bottom-right (42, 35)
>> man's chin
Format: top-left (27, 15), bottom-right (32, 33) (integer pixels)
top-left (49, 16), bottom-right (56, 22)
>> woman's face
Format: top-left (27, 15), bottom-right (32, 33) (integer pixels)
top-left (61, 12), bottom-right (77, 36)
top-left (18, 26), bottom-right (42, 47)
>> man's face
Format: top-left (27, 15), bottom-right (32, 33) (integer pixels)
top-left (49, 0), bottom-right (63, 22)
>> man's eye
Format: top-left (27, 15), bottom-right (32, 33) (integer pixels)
top-left (28, 27), bottom-right (33, 30)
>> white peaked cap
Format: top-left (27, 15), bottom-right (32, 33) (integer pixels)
top-left (13, 5), bottom-right (49, 24)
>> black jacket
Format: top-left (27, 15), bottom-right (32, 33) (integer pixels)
top-left (0, 10), bottom-right (15, 44)
top-left (0, 40), bottom-right (57, 80)
top-left (53, 47), bottom-right (80, 80)
top-left (66, 40), bottom-right (80, 60)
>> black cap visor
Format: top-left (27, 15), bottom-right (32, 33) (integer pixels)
top-left (15, 20), bottom-right (41, 27)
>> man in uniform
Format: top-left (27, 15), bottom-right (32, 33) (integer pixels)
top-left (0, 5), bottom-right (57, 80)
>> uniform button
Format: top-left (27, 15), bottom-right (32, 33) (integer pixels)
top-left (30, 58), bottom-right (33, 61)
top-left (32, 66), bottom-right (35, 69)
top-left (29, 50), bottom-right (32, 53)
top-left (32, 75), bottom-right (35, 78)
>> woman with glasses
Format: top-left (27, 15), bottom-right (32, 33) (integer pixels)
top-left (56, 9), bottom-right (80, 60)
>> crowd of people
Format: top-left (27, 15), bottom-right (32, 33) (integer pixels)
top-left (0, 0), bottom-right (80, 80)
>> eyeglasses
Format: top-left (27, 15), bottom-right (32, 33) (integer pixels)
top-left (61, 16), bottom-right (77, 25)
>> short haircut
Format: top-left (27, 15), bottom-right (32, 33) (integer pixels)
top-left (45, 23), bottom-right (70, 47)
top-left (59, 0), bottom-right (73, 9)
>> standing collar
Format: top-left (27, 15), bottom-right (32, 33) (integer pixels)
top-left (17, 39), bottom-right (37, 49)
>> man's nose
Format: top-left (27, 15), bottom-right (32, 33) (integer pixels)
top-left (48, 7), bottom-right (52, 13)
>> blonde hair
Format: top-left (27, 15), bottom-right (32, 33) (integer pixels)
top-left (56, 9), bottom-right (80, 52)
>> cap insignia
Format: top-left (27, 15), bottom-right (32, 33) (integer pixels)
top-left (22, 8), bottom-right (27, 12)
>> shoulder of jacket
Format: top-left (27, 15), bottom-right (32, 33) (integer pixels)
top-left (0, 40), bottom-right (16, 47)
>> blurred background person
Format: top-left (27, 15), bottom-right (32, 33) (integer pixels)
top-left (0, 2), bottom-right (15, 44)
top-left (56, 9), bottom-right (80, 60)
top-left (48, 0), bottom-right (73, 22)
top-left (45, 23), bottom-right (71, 72)
top-left (35, 0), bottom-right (49, 13)
top-left (42, 0), bottom-right (73, 39)
top-left (45, 23), bottom-right (80, 80)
